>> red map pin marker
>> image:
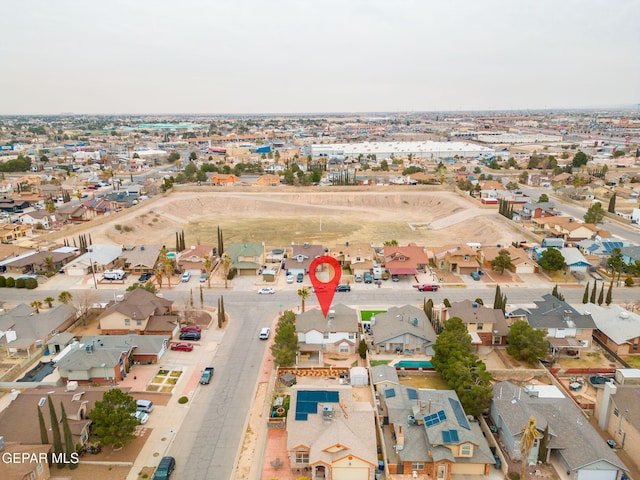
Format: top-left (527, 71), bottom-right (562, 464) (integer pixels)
top-left (308, 255), bottom-right (342, 318)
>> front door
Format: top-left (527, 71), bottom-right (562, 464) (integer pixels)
top-left (437, 464), bottom-right (446, 480)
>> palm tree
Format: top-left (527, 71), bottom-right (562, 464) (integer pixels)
top-left (43, 256), bottom-right (55, 274)
top-left (44, 296), bottom-right (55, 308)
top-left (203, 255), bottom-right (212, 288)
top-left (164, 257), bottom-right (174, 288)
top-left (30, 300), bottom-right (42, 314)
top-left (520, 417), bottom-right (542, 479)
top-left (297, 287), bottom-right (310, 313)
top-left (154, 267), bottom-right (164, 289)
top-left (58, 291), bottom-right (73, 304)
top-left (222, 253), bottom-right (231, 289)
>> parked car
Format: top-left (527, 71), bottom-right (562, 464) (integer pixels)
top-left (153, 456), bottom-right (176, 480)
top-left (133, 411), bottom-right (149, 424)
top-left (391, 274), bottom-right (400, 282)
top-left (181, 272), bottom-right (191, 282)
top-left (607, 439), bottom-right (618, 449)
top-left (286, 274), bottom-right (294, 284)
top-left (354, 274), bottom-right (363, 282)
top-left (259, 327), bottom-right (271, 340)
top-left (493, 454), bottom-right (502, 469)
top-left (171, 342), bottom-right (194, 352)
top-left (364, 272), bottom-right (372, 283)
top-left (138, 272), bottom-right (151, 282)
top-left (417, 284), bottom-right (439, 292)
top-left (296, 273), bottom-right (304, 283)
top-left (181, 325), bottom-right (202, 333)
top-left (199, 273), bottom-right (207, 283)
top-left (257, 287), bottom-right (275, 295)
top-left (179, 331), bottom-right (201, 341)
top-left (136, 400), bottom-right (154, 413)
top-left (470, 271), bottom-right (481, 281)
top-left (336, 284), bottom-right (351, 292)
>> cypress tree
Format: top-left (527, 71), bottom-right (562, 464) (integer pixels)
top-left (217, 297), bottom-right (223, 328)
top-left (38, 406), bottom-right (49, 445)
top-left (200, 285), bottom-right (204, 307)
top-left (608, 193), bottom-right (616, 213)
top-left (47, 396), bottom-right (64, 468)
top-left (598, 282), bottom-right (605, 306)
top-left (220, 295), bottom-right (225, 321)
top-left (606, 281), bottom-right (613, 305)
top-left (582, 284), bottom-right (589, 304)
top-left (175, 232), bottom-right (179, 252)
top-left (590, 280), bottom-right (597, 304)
top-left (493, 285), bottom-right (502, 310)
top-left (61, 403), bottom-right (78, 469)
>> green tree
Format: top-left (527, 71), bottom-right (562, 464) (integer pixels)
top-left (608, 193), bottom-right (616, 213)
top-left (167, 151), bottom-right (180, 163)
top-left (572, 151), bottom-right (588, 168)
top-left (60, 403), bottom-right (78, 469)
top-left (189, 151), bottom-right (198, 161)
top-left (606, 247), bottom-right (625, 286)
top-left (538, 193), bottom-right (549, 203)
top-left (606, 281), bottom-right (613, 305)
top-left (44, 296), bottom-right (55, 308)
top-left (44, 199), bottom-right (56, 213)
top-left (383, 239), bottom-right (398, 246)
top-left (30, 300), bottom-right (42, 314)
top-left (598, 282), bottom-right (605, 305)
top-left (297, 287), bottom-right (310, 313)
top-left (537, 248), bottom-right (566, 272)
top-left (358, 339), bottom-right (368, 359)
top-left (589, 280), bottom-right (597, 304)
top-left (58, 291), bottom-right (73, 304)
top-left (491, 250), bottom-right (512, 274)
top-left (584, 202), bottom-right (605, 224)
top-left (47, 395), bottom-right (64, 468)
top-left (551, 284), bottom-right (565, 301)
top-left (582, 283), bottom-right (589, 304)
top-left (432, 317), bottom-right (474, 371)
top-left (38, 406), bottom-right (48, 445)
top-left (88, 388), bottom-right (138, 450)
top-left (270, 310), bottom-right (298, 367)
top-left (506, 321), bottom-right (548, 363)
top-left (380, 160), bottom-right (389, 171)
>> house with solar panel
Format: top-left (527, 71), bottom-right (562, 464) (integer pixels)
top-left (286, 385), bottom-right (378, 479)
top-left (379, 384), bottom-right (495, 478)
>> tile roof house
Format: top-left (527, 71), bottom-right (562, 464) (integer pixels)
top-left (512, 294), bottom-right (597, 357)
top-left (0, 442), bottom-right (51, 480)
top-left (63, 243), bottom-right (122, 276)
top-left (490, 381), bottom-right (628, 479)
top-left (0, 303), bottom-right (78, 357)
top-left (56, 203), bottom-right (94, 223)
top-left (383, 243), bottom-right (430, 276)
top-left (0, 223), bottom-right (32, 243)
top-left (573, 303), bottom-right (640, 357)
top-left (97, 287), bottom-right (175, 335)
top-left (207, 173), bottom-right (239, 185)
top-left (120, 244), bottom-right (162, 275)
top-left (479, 246), bottom-right (539, 274)
top-left (531, 217), bottom-right (610, 242)
top-left (286, 385), bottom-right (377, 479)
top-left (330, 243), bottom-right (376, 276)
top-left (512, 202), bottom-right (559, 222)
top-left (284, 243), bottom-right (324, 275)
top-left (225, 242), bottom-right (266, 275)
top-left (255, 173), bottom-right (281, 186)
top-left (0, 250), bottom-right (76, 275)
top-left (433, 244), bottom-right (480, 275)
top-left (443, 300), bottom-right (509, 347)
top-left (380, 384), bottom-right (495, 478)
top-left (371, 306), bottom-right (437, 354)
top-left (296, 304), bottom-right (359, 362)
top-left (19, 211), bottom-right (58, 229)
top-left (176, 244), bottom-right (215, 273)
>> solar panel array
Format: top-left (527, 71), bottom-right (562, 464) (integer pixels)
top-left (385, 387), bottom-right (396, 398)
top-left (295, 390), bottom-right (340, 421)
top-left (449, 397), bottom-right (470, 430)
top-left (424, 409), bottom-right (447, 427)
top-left (407, 388), bottom-right (418, 400)
top-left (442, 429), bottom-right (460, 444)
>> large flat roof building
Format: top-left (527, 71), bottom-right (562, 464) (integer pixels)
top-left (311, 141), bottom-right (494, 160)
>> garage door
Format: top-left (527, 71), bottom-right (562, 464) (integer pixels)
top-left (577, 469), bottom-right (617, 480)
top-left (333, 466), bottom-right (369, 480)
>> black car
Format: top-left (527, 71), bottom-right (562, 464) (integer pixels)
top-left (179, 331), bottom-right (201, 341)
top-left (336, 284), bottom-right (351, 292)
top-left (153, 456), bottom-right (175, 480)
top-left (138, 272), bottom-right (152, 282)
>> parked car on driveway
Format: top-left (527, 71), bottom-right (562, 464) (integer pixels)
top-left (257, 287), bottom-right (275, 295)
top-left (296, 273), bottom-right (304, 283)
top-left (181, 325), bottom-right (202, 333)
top-left (133, 411), bottom-right (149, 424)
top-left (179, 331), bottom-right (201, 341)
top-left (470, 271), bottom-right (481, 281)
top-left (181, 272), bottom-right (191, 282)
top-left (138, 272), bottom-right (151, 282)
top-left (171, 342), bottom-right (194, 352)
top-left (199, 273), bottom-right (207, 283)
top-left (286, 274), bottom-right (294, 283)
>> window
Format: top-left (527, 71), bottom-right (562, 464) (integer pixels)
top-left (136, 319), bottom-right (142, 326)
top-left (633, 343), bottom-right (639, 352)
top-left (295, 452), bottom-right (309, 464)
top-left (614, 408), bottom-right (619, 417)
top-left (411, 462), bottom-right (424, 471)
top-left (124, 318), bottom-right (130, 326)
top-left (460, 444), bottom-right (473, 456)
top-left (493, 336), bottom-right (501, 345)
top-left (464, 255), bottom-right (469, 261)
top-left (476, 323), bottom-right (483, 331)
top-left (323, 332), bottom-right (329, 339)
top-left (340, 344), bottom-right (349, 353)
top-left (348, 332), bottom-right (355, 340)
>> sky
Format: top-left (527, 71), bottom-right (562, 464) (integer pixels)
top-left (1, 0), bottom-right (638, 115)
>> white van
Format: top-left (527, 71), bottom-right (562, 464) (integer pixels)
top-left (103, 269), bottom-right (126, 280)
top-left (136, 399), bottom-right (154, 413)
top-left (259, 327), bottom-right (271, 340)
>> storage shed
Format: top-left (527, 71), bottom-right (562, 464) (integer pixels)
top-left (349, 366), bottom-right (369, 386)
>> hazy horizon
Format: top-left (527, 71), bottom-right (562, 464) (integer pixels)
top-left (1, 0), bottom-right (638, 115)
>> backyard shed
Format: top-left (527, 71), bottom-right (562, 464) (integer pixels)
top-left (350, 366), bottom-right (368, 386)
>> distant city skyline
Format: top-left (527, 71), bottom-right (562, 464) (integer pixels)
top-left (1, 0), bottom-right (638, 115)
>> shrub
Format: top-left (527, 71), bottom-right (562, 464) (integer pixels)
top-left (508, 473), bottom-right (520, 480)
top-left (227, 268), bottom-right (237, 280)
top-left (6, 277), bottom-right (16, 288)
top-left (0, 276), bottom-right (5, 287)
top-left (25, 278), bottom-right (38, 289)
top-left (177, 396), bottom-right (189, 404)
top-left (15, 278), bottom-right (26, 288)
top-left (114, 224), bottom-right (122, 231)
top-left (625, 277), bottom-right (634, 287)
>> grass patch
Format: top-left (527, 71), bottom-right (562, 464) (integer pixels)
top-left (169, 371), bottom-right (182, 377)
top-left (160, 386), bottom-right (173, 393)
top-left (370, 360), bottom-right (391, 366)
top-left (624, 356), bottom-right (640, 368)
top-left (146, 385), bottom-right (159, 392)
top-left (351, 360), bottom-right (358, 367)
top-left (152, 376), bottom-right (165, 383)
top-left (166, 377), bottom-right (178, 385)
top-left (157, 369), bottom-right (169, 375)
top-left (360, 310), bottom-right (386, 321)
top-left (399, 372), bottom-right (449, 390)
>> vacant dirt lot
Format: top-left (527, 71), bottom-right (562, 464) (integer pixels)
top-left (79, 187), bottom-right (517, 249)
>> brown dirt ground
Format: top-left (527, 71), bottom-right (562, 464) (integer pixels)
top-left (74, 188), bottom-right (516, 249)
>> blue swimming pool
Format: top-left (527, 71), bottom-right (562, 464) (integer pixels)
top-left (394, 360), bottom-right (434, 370)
